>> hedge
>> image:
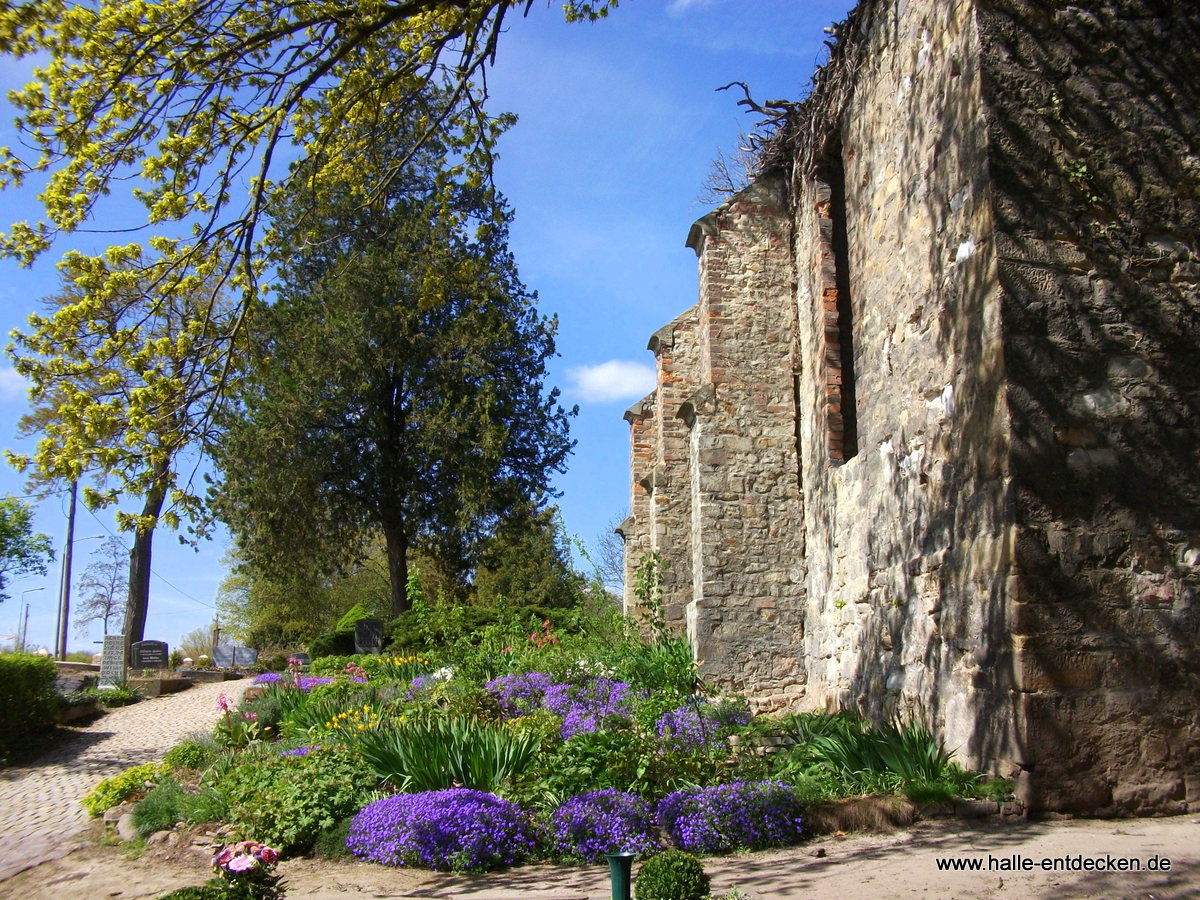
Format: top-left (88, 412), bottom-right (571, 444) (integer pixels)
top-left (0, 652), bottom-right (60, 753)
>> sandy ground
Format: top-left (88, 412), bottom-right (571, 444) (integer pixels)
top-left (3, 814), bottom-right (1197, 900)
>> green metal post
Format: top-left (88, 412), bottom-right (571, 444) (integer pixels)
top-left (606, 852), bottom-right (635, 900)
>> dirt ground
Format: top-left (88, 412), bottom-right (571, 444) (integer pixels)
top-left (4, 813), bottom-right (1198, 900)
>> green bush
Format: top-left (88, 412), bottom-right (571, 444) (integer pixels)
top-left (308, 629), bottom-right (355, 660)
top-left (156, 886), bottom-right (224, 900)
top-left (213, 746), bottom-right (377, 853)
top-left (335, 602), bottom-right (373, 632)
top-left (635, 850), bottom-right (710, 900)
top-left (133, 778), bottom-right (186, 835)
top-left (0, 652), bottom-right (60, 751)
top-left (163, 736), bottom-right (219, 773)
top-left (82, 762), bottom-right (163, 816)
top-left (312, 816), bottom-right (355, 860)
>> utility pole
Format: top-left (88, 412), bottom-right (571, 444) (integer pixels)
top-left (19, 586), bottom-right (44, 654)
top-left (55, 479), bottom-right (78, 660)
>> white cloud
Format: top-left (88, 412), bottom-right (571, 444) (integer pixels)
top-left (667, 0), bottom-right (717, 15)
top-left (567, 360), bottom-right (656, 403)
top-left (0, 366), bottom-right (27, 400)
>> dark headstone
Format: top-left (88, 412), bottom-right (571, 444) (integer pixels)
top-left (354, 618), bottom-right (384, 655)
top-left (130, 639), bottom-right (169, 670)
top-left (211, 646), bottom-right (235, 669)
top-left (233, 646), bottom-right (259, 667)
top-left (289, 652), bottom-right (311, 667)
top-left (99, 635), bottom-right (126, 688)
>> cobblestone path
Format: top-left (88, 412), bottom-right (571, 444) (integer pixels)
top-left (0, 678), bottom-right (249, 882)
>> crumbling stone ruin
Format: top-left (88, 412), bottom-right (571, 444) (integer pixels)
top-left (621, 0), bottom-right (1199, 815)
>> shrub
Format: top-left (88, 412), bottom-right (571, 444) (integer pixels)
top-left (656, 781), bottom-right (804, 854)
top-left (312, 816), bottom-right (355, 860)
top-left (164, 737), bottom-right (218, 773)
top-left (635, 849), bottom-right (710, 900)
top-left (308, 629), bottom-right (355, 660)
top-left (346, 789), bottom-right (537, 872)
top-left (0, 652), bottom-right (59, 750)
top-left (133, 778), bottom-right (186, 836)
top-left (550, 790), bottom-right (659, 863)
top-left (335, 602), bottom-right (374, 632)
top-left (82, 762), bottom-right (164, 816)
top-left (214, 746), bottom-right (377, 853)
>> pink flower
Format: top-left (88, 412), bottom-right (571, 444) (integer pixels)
top-left (216, 693), bottom-right (231, 713)
top-left (257, 846), bottom-right (279, 865)
top-left (226, 854), bottom-right (259, 872)
top-left (212, 848), bottom-right (232, 868)
top-left (243, 712), bottom-right (258, 721)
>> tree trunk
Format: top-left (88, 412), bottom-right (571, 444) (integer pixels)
top-left (122, 482), bottom-right (166, 649)
top-left (384, 522), bottom-right (410, 617)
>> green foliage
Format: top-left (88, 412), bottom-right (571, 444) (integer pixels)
top-left (0, 652), bottom-right (60, 753)
top-left (239, 683), bottom-right (314, 737)
top-left (335, 603), bottom-right (373, 632)
top-left (163, 737), bottom-right (219, 773)
top-left (0, 497), bottom-right (53, 602)
top-left (469, 506), bottom-right (590, 609)
top-left (635, 850), bottom-right (711, 900)
top-left (213, 746), bottom-right (377, 853)
top-left (61, 683), bottom-right (143, 709)
top-left (342, 716), bottom-right (542, 794)
top-left (311, 817), bottom-right (355, 860)
top-left (82, 762), bottom-right (163, 816)
top-left (156, 887), bottom-right (225, 900)
top-left (308, 630), bottom-right (355, 660)
top-left (132, 777), bottom-right (186, 836)
top-left (210, 95), bottom-right (575, 620)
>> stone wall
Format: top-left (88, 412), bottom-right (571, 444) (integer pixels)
top-left (979, 0), bottom-right (1200, 814)
top-left (623, 0), bottom-right (1200, 814)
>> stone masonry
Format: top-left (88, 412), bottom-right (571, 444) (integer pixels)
top-left (623, 0), bottom-right (1199, 815)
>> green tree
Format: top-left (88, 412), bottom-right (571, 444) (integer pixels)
top-left (468, 505), bottom-right (587, 609)
top-left (0, 1), bottom-right (616, 461)
top-left (73, 535), bottom-right (128, 636)
top-left (0, 496), bottom-right (53, 602)
top-left (212, 98), bottom-right (574, 617)
top-left (7, 262), bottom-right (236, 645)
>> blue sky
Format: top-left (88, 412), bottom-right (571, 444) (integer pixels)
top-left (0, 0), bottom-right (855, 655)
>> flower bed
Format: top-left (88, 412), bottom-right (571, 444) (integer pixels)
top-left (550, 789), bottom-right (659, 862)
top-left (656, 780), bottom-right (804, 854)
top-left (347, 788), bottom-right (538, 872)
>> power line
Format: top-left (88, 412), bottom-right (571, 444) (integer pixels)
top-left (81, 505), bottom-right (215, 610)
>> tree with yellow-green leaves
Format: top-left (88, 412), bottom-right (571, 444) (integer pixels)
top-left (0, 0), bottom-right (617, 429)
top-left (7, 258), bottom-right (236, 645)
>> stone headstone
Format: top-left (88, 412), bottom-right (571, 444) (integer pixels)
top-left (130, 639), bottom-right (169, 670)
top-left (233, 646), bottom-right (259, 667)
top-left (212, 645), bottom-right (235, 669)
top-left (289, 652), bottom-right (311, 667)
top-left (99, 635), bottom-right (126, 688)
top-left (354, 618), bottom-right (384, 655)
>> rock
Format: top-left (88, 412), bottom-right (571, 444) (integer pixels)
top-left (146, 831), bottom-right (171, 846)
top-left (103, 803), bottom-right (133, 825)
top-left (116, 812), bottom-right (140, 843)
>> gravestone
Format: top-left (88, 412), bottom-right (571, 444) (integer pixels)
top-left (212, 645), bottom-right (235, 669)
top-left (233, 646), bottom-right (259, 667)
top-left (289, 652), bottom-right (311, 667)
top-left (99, 635), bottom-right (126, 688)
top-left (354, 618), bottom-right (384, 655)
top-left (130, 639), bottom-right (169, 670)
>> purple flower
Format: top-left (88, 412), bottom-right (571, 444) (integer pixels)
top-left (347, 789), bottom-right (537, 872)
top-left (550, 790), bottom-right (659, 862)
top-left (657, 780), bottom-right (804, 854)
top-left (280, 746), bottom-right (312, 757)
top-left (543, 679), bottom-right (637, 739)
top-left (252, 672), bottom-right (284, 685)
top-left (656, 700), bottom-right (751, 753)
top-left (295, 676), bottom-right (334, 691)
top-left (485, 673), bottom-right (553, 718)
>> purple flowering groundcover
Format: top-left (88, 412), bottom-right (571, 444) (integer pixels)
top-left (656, 780), bottom-right (805, 854)
top-left (346, 789), bottom-right (539, 872)
top-left (549, 789), bottom-right (659, 863)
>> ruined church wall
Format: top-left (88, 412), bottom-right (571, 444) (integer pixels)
top-left (684, 177), bottom-right (806, 699)
top-left (791, 0), bottom-right (1018, 774)
top-left (979, 0), bottom-right (1200, 814)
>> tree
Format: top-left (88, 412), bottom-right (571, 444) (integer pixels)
top-left (8, 263), bottom-right (236, 645)
top-left (73, 535), bottom-right (128, 636)
top-left (0, 1), bottom-right (616, 454)
top-left (177, 625), bottom-right (227, 663)
top-left (212, 98), bottom-right (575, 616)
top-left (469, 505), bottom-right (588, 609)
top-left (0, 496), bottom-right (53, 602)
